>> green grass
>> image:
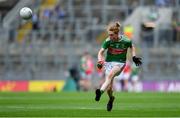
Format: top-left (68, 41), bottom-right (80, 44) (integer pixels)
top-left (0, 92), bottom-right (180, 117)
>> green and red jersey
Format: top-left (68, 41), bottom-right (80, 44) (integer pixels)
top-left (102, 35), bottom-right (132, 63)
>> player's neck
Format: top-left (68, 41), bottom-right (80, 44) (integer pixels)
top-left (112, 38), bottom-right (119, 42)
top-left (116, 36), bottom-right (122, 41)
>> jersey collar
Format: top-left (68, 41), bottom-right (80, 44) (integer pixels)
top-left (118, 35), bottom-right (123, 42)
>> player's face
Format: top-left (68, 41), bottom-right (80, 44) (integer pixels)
top-left (109, 33), bottom-right (119, 41)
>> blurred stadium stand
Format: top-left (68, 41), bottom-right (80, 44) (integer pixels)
top-left (0, 0), bottom-right (180, 81)
top-left (0, 0), bottom-right (19, 18)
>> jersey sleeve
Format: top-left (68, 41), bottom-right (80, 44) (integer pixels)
top-left (124, 36), bottom-right (132, 47)
top-left (101, 38), bottom-right (110, 49)
top-left (128, 40), bottom-right (132, 48)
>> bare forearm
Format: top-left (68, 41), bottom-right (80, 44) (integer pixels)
top-left (97, 48), bottom-right (105, 69)
top-left (98, 48), bottom-right (105, 61)
top-left (131, 45), bottom-right (136, 57)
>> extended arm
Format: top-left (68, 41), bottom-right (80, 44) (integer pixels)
top-left (130, 44), bottom-right (142, 66)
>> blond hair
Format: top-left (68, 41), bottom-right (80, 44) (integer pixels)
top-left (106, 21), bottom-right (121, 34)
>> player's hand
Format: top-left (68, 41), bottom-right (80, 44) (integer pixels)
top-left (97, 60), bottom-right (104, 69)
top-left (132, 56), bottom-right (142, 66)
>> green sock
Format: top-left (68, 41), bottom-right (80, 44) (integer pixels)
top-left (100, 90), bottom-right (104, 95)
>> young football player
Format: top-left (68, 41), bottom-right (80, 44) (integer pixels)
top-left (95, 21), bottom-right (142, 111)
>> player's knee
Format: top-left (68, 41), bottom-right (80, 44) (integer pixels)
top-left (107, 84), bottom-right (113, 90)
top-left (107, 73), bottom-right (115, 79)
top-left (107, 87), bottom-right (112, 92)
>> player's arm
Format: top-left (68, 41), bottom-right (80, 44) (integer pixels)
top-left (97, 37), bottom-right (110, 69)
top-left (98, 48), bottom-right (105, 62)
top-left (97, 48), bottom-right (105, 69)
top-left (130, 44), bottom-right (136, 57)
top-left (130, 44), bottom-right (142, 66)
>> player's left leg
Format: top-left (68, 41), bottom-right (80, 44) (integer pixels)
top-left (106, 64), bottom-right (125, 111)
top-left (107, 81), bottom-right (115, 111)
top-left (95, 66), bottom-right (120, 101)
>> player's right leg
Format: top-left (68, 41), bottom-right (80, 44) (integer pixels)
top-left (95, 89), bottom-right (101, 101)
top-left (95, 65), bottom-right (121, 101)
top-left (95, 71), bottom-right (114, 101)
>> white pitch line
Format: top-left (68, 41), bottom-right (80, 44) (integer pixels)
top-left (0, 95), bottom-right (180, 100)
top-left (0, 105), bottom-right (104, 110)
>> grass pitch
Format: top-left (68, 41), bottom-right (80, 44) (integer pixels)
top-left (0, 92), bottom-right (180, 117)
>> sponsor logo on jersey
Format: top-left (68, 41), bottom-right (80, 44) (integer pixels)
top-left (108, 47), bottom-right (127, 54)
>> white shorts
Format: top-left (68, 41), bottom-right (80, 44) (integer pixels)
top-left (104, 62), bottom-right (125, 76)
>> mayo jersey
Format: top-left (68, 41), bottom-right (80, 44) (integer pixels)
top-left (102, 35), bottom-right (132, 63)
